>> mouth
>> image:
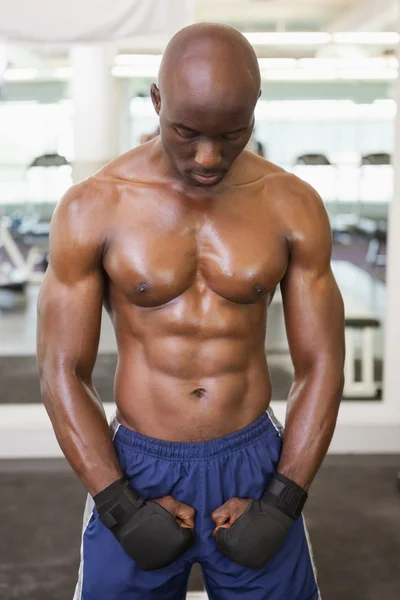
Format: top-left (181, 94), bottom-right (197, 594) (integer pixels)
top-left (190, 172), bottom-right (225, 186)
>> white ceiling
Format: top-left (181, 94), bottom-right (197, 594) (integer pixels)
top-left (2, 0), bottom-right (398, 72)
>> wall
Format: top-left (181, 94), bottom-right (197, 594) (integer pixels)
top-left (0, 79), bottom-right (396, 216)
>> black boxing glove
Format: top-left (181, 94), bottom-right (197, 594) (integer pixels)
top-left (215, 473), bottom-right (308, 570)
top-left (94, 477), bottom-right (195, 571)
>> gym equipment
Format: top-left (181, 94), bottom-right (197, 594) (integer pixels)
top-left (266, 273), bottom-right (382, 400)
top-left (358, 153), bottom-right (392, 222)
top-left (26, 152), bottom-right (72, 205)
top-left (0, 218), bottom-right (28, 310)
top-left (28, 153), bottom-right (69, 168)
top-left (293, 153), bottom-right (338, 204)
top-left (0, 216), bottom-right (48, 285)
top-left (344, 316), bottom-right (381, 399)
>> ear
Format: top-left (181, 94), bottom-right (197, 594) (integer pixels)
top-left (258, 88), bottom-right (262, 99)
top-left (151, 83), bottom-right (161, 115)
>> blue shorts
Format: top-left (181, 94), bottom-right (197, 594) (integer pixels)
top-left (74, 410), bottom-right (320, 600)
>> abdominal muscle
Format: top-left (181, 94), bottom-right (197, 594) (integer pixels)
top-left (114, 333), bottom-right (272, 442)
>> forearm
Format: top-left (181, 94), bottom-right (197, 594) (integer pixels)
top-left (277, 365), bottom-right (344, 491)
top-left (40, 370), bottom-right (123, 496)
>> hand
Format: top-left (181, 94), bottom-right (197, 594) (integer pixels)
top-left (211, 475), bottom-right (307, 570)
top-left (212, 496), bottom-right (294, 570)
top-left (211, 497), bottom-right (252, 536)
top-left (153, 495), bottom-right (195, 529)
top-left (94, 478), bottom-right (195, 570)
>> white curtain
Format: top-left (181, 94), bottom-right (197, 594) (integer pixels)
top-left (0, 0), bottom-right (192, 42)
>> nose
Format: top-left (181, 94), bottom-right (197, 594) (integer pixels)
top-left (194, 139), bottom-right (222, 170)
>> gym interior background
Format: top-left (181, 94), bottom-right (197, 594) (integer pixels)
top-left (1, 1), bottom-right (400, 599)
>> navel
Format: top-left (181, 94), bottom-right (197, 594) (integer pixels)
top-left (191, 388), bottom-right (207, 399)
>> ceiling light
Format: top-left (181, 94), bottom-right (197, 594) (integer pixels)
top-left (243, 32), bottom-right (332, 46)
top-left (112, 65), bottom-right (159, 78)
top-left (332, 32), bottom-right (400, 45)
top-left (262, 69), bottom-right (337, 81)
top-left (298, 57), bottom-right (398, 70)
top-left (115, 54), bottom-right (162, 67)
top-left (3, 68), bottom-right (38, 81)
top-left (54, 67), bottom-right (72, 79)
top-left (260, 67), bottom-right (398, 82)
top-left (339, 68), bottom-right (398, 80)
top-left (243, 31), bottom-right (399, 48)
top-left (258, 58), bottom-right (298, 69)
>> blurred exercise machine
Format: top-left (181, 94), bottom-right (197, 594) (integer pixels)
top-left (0, 219), bottom-right (28, 310)
top-left (293, 152), bottom-right (389, 268)
top-left (266, 267), bottom-right (382, 401)
top-left (0, 215), bottom-right (49, 307)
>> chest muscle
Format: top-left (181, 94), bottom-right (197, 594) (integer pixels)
top-left (103, 202), bottom-right (288, 307)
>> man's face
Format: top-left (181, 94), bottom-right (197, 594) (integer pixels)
top-left (151, 81), bottom-right (257, 188)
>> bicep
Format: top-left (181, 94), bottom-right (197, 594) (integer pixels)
top-left (37, 266), bottom-right (104, 380)
top-left (281, 265), bottom-right (344, 372)
top-left (37, 184), bottom-right (105, 380)
top-left (280, 190), bottom-right (345, 372)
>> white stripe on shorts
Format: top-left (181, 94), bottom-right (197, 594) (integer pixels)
top-left (72, 494), bottom-right (95, 600)
top-left (110, 415), bottom-right (121, 440)
top-left (266, 406), bottom-right (284, 438)
top-left (73, 416), bottom-right (120, 599)
top-left (303, 517), bottom-right (322, 599)
top-left (266, 407), bottom-right (321, 598)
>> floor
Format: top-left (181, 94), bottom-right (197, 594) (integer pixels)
top-left (1, 455), bottom-right (399, 600)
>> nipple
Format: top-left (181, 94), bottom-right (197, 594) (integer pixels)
top-left (135, 282), bottom-right (149, 294)
top-left (254, 283), bottom-right (267, 297)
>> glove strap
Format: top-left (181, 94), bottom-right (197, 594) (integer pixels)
top-left (94, 477), bottom-right (144, 529)
top-left (262, 473), bottom-right (308, 520)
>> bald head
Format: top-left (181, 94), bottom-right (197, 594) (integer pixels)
top-left (158, 23), bottom-right (261, 106)
top-left (151, 24), bottom-right (261, 188)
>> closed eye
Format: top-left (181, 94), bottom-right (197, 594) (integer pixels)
top-left (175, 127), bottom-right (198, 139)
top-left (174, 125), bottom-right (249, 141)
top-left (222, 131), bottom-right (245, 141)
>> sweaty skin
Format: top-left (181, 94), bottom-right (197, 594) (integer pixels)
top-left (37, 23), bottom-right (345, 516)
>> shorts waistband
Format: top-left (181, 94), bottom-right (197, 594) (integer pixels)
top-left (113, 410), bottom-right (278, 461)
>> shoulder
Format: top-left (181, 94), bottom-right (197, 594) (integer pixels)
top-left (52, 177), bottom-right (114, 239)
top-left (53, 142), bottom-right (154, 234)
top-left (96, 140), bottom-right (159, 185)
top-left (261, 168), bottom-right (330, 243)
top-left (237, 153), bottom-right (321, 210)
top-left (240, 154), bottom-right (329, 235)
top-left (50, 174), bottom-right (121, 269)
top-left (262, 165), bottom-right (321, 206)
